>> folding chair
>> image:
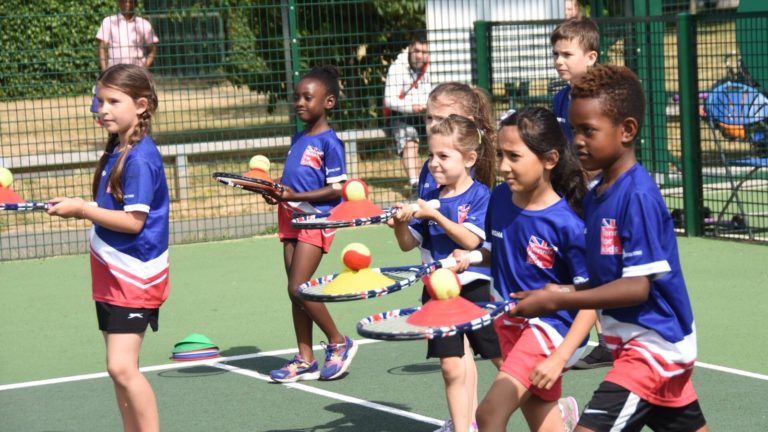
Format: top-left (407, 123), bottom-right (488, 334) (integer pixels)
top-left (703, 76), bottom-right (768, 239)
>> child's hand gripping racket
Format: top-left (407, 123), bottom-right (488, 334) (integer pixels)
top-left (356, 266), bottom-right (516, 341)
top-left (291, 199), bottom-right (440, 229)
top-left (297, 249), bottom-right (482, 302)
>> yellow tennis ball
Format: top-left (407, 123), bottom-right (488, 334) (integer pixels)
top-left (0, 167), bottom-right (13, 188)
top-left (425, 268), bottom-right (461, 300)
top-left (248, 155), bottom-right (270, 172)
top-left (341, 242), bottom-right (371, 271)
top-left (342, 179), bottom-right (368, 201)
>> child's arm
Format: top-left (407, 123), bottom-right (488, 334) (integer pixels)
top-left (276, 183), bottom-right (342, 203)
top-left (529, 307), bottom-right (597, 390)
top-left (391, 208), bottom-right (420, 252)
top-left (512, 276), bottom-right (651, 318)
top-left (47, 197), bottom-right (147, 234)
top-left (415, 200), bottom-right (483, 250)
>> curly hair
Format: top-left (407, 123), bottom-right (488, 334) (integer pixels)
top-left (570, 64), bottom-right (645, 132)
top-left (301, 64), bottom-right (341, 104)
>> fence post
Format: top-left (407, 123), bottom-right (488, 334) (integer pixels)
top-left (473, 20), bottom-right (490, 93)
top-left (677, 12), bottom-right (703, 237)
top-left (282, 0), bottom-right (303, 133)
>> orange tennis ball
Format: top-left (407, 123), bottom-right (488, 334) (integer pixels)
top-left (341, 242), bottom-right (372, 271)
top-left (0, 167), bottom-right (13, 188)
top-left (425, 268), bottom-right (461, 300)
top-left (342, 179), bottom-right (368, 201)
top-left (248, 155), bottom-right (270, 172)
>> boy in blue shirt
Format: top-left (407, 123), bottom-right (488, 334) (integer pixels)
top-left (511, 65), bottom-right (708, 432)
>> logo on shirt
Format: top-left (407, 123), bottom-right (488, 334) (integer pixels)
top-left (457, 204), bottom-right (470, 224)
top-left (600, 218), bottom-right (623, 255)
top-left (526, 235), bottom-right (555, 269)
top-left (300, 145), bottom-right (324, 169)
top-left (492, 230), bottom-right (503, 239)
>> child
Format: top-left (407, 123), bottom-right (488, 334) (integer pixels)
top-left (551, 16), bottom-right (599, 144)
top-left (263, 65), bottom-right (357, 383)
top-left (48, 63), bottom-right (168, 432)
top-left (417, 82), bottom-right (497, 199)
top-left (551, 16), bottom-right (613, 369)
top-left (453, 107), bottom-right (595, 432)
top-left (511, 65), bottom-right (709, 432)
top-left (392, 114), bottom-right (500, 432)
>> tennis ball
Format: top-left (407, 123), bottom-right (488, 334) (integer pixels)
top-left (248, 155), bottom-right (270, 172)
top-left (342, 179), bottom-right (368, 201)
top-left (0, 167), bottom-right (13, 188)
top-left (341, 242), bottom-right (372, 271)
top-left (425, 268), bottom-right (461, 300)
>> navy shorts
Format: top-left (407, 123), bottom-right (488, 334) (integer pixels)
top-left (96, 301), bottom-right (159, 333)
top-left (422, 280), bottom-right (502, 360)
top-left (579, 381), bottom-right (707, 432)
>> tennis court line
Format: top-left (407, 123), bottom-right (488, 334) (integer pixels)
top-left (212, 361), bottom-right (442, 426)
top-left (0, 339), bottom-right (379, 391)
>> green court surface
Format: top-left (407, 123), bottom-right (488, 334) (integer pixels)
top-left (1, 227), bottom-right (767, 430)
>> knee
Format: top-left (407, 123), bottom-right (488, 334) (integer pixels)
top-left (476, 399), bottom-right (494, 428)
top-left (440, 358), bottom-right (464, 383)
top-left (106, 359), bottom-right (138, 385)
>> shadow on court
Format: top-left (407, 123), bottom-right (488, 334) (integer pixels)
top-left (264, 401), bottom-right (437, 432)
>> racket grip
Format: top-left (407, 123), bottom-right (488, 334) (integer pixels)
top-left (467, 249), bottom-right (483, 264)
top-left (407, 199), bottom-right (440, 211)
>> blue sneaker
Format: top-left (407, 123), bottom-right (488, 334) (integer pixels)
top-left (319, 336), bottom-right (358, 380)
top-left (269, 355), bottom-right (320, 383)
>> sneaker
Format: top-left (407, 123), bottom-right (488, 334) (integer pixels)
top-left (571, 344), bottom-right (613, 370)
top-left (269, 355), bottom-right (320, 383)
top-left (433, 419), bottom-right (453, 432)
top-left (319, 336), bottom-right (358, 380)
top-left (558, 396), bottom-right (579, 432)
top-left (433, 419), bottom-right (477, 432)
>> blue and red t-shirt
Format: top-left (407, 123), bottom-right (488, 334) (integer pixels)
top-left (484, 184), bottom-right (589, 343)
top-left (91, 135), bottom-right (170, 309)
top-left (280, 129), bottom-right (347, 213)
top-left (409, 180), bottom-right (491, 286)
top-left (552, 85), bottom-right (573, 143)
top-left (583, 162), bottom-right (699, 407)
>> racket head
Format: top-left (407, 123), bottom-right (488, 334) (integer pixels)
top-left (0, 201), bottom-right (50, 211)
top-left (297, 263), bottom-right (430, 301)
top-left (291, 207), bottom-right (397, 229)
top-left (212, 172), bottom-right (283, 195)
top-left (356, 301), bottom-right (514, 341)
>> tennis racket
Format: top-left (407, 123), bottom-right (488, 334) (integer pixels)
top-left (212, 172), bottom-right (284, 196)
top-left (356, 300), bottom-right (515, 341)
top-left (1, 201), bottom-right (97, 211)
top-left (291, 199), bottom-right (440, 229)
top-left (297, 249), bottom-right (483, 302)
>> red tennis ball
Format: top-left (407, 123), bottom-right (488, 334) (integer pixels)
top-left (342, 179), bottom-right (368, 201)
top-left (341, 243), bottom-right (372, 271)
top-left (425, 268), bottom-right (461, 300)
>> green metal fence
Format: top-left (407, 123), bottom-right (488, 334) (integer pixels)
top-left (480, 11), bottom-right (768, 243)
top-left (1, 1), bottom-right (766, 260)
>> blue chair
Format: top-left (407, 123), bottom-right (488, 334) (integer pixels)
top-left (703, 81), bottom-right (768, 239)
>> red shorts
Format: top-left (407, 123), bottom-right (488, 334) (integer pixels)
top-left (494, 317), bottom-right (562, 401)
top-left (277, 203), bottom-right (336, 253)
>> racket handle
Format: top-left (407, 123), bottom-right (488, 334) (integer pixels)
top-left (407, 199), bottom-right (440, 211)
top-left (467, 249), bottom-right (483, 264)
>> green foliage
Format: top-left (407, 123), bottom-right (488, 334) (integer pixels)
top-left (0, 0), bottom-right (114, 98)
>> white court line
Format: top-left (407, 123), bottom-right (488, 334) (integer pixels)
top-left (212, 361), bottom-right (442, 426)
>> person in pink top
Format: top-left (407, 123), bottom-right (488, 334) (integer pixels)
top-left (96, 0), bottom-right (159, 71)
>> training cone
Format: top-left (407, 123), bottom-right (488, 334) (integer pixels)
top-left (0, 187), bottom-right (24, 203)
top-left (243, 168), bottom-right (274, 182)
top-left (171, 333), bottom-right (220, 361)
top-left (327, 200), bottom-right (384, 221)
top-left (324, 269), bottom-right (395, 294)
top-left (407, 296), bottom-right (487, 327)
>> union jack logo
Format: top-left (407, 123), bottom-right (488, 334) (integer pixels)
top-left (600, 218), bottom-right (623, 255)
top-left (526, 235), bottom-right (555, 269)
top-left (300, 146), bottom-right (323, 169)
top-left (457, 204), bottom-right (470, 224)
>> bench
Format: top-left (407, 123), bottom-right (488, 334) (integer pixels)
top-left (2, 128), bottom-right (389, 200)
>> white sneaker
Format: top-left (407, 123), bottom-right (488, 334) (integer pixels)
top-left (558, 396), bottom-right (579, 432)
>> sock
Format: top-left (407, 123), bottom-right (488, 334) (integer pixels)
top-left (597, 332), bottom-right (606, 347)
top-left (409, 178), bottom-right (419, 186)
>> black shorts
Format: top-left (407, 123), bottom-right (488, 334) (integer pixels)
top-left (422, 280), bottom-right (502, 360)
top-left (96, 301), bottom-right (159, 333)
top-left (579, 381), bottom-right (707, 432)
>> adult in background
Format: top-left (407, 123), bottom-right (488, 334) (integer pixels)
top-left (91, 0), bottom-right (159, 122)
top-left (384, 32), bottom-right (432, 198)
